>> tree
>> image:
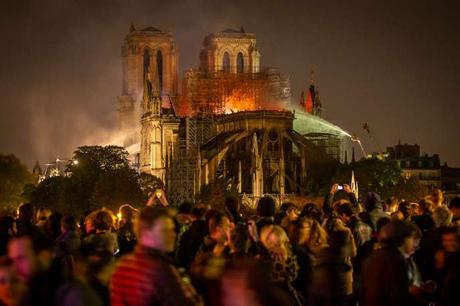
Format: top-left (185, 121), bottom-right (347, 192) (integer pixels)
top-left (0, 154), bottom-right (34, 213)
top-left (392, 176), bottom-right (429, 202)
top-left (66, 145), bottom-right (141, 212)
top-left (333, 158), bottom-right (401, 199)
top-left (92, 167), bottom-right (144, 212)
top-left (30, 176), bottom-right (70, 214)
top-left (31, 146), bottom-right (145, 217)
top-left (139, 173), bottom-right (164, 198)
top-left (198, 177), bottom-right (239, 210)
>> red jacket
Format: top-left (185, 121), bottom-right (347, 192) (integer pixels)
top-left (110, 246), bottom-right (202, 306)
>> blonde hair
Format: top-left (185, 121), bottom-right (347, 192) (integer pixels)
top-left (433, 206), bottom-right (452, 227)
top-left (260, 225), bottom-right (290, 251)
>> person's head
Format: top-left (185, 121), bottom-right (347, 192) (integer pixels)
top-left (440, 227), bottom-right (460, 253)
top-left (363, 192), bottom-right (382, 211)
top-left (385, 197), bottom-right (399, 214)
top-left (136, 207), bottom-right (176, 252)
top-left (282, 203), bottom-right (300, 222)
top-left (409, 203), bottom-right (420, 216)
top-left (178, 202), bottom-right (193, 215)
top-left (290, 217), bottom-right (327, 251)
top-left (256, 197), bottom-right (276, 218)
top-left (391, 210), bottom-right (405, 221)
top-left (118, 204), bottom-right (138, 222)
top-left (191, 206), bottom-right (206, 220)
top-left (208, 212), bottom-right (232, 244)
top-left (379, 221), bottom-right (421, 257)
top-left (61, 215), bottom-right (78, 233)
top-left (260, 225), bottom-right (290, 252)
top-left (93, 210), bottom-right (113, 232)
top-left (431, 189), bottom-right (444, 206)
top-left (300, 203), bottom-right (324, 224)
top-left (419, 199), bottom-right (434, 214)
top-left (7, 232), bottom-right (52, 283)
top-left (17, 203), bottom-right (35, 222)
top-left (398, 201), bottom-right (411, 220)
top-left (46, 212), bottom-right (63, 238)
top-left (376, 217), bottom-right (391, 233)
top-left (176, 202), bottom-right (194, 225)
top-left (35, 208), bottom-right (51, 224)
top-left (229, 225), bottom-right (251, 254)
top-left (335, 202), bottom-right (356, 224)
top-left (432, 205), bottom-right (452, 228)
top-left (84, 210), bottom-right (98, 234)
top-left (449, 197), bottom-right (460, 218)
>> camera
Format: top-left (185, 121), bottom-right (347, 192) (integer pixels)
top-left (337, 185), bottom-right (343, 190)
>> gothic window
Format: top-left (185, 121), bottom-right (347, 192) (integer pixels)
top-left (223, 52), bottom-right (230, 73)
top-left (237, 52), bottom-right (244, 73)
top-left (143, 49), bottom-right (151, 80)
top-left (156, 50), bottom-right (163, 92)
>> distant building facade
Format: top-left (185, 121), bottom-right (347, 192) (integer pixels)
top-left (386, 142), bottom-right (441, 187)
top-left (441, 165), bottom-right (460, 201)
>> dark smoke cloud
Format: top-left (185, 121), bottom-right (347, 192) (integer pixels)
top-left (0, 0), bottom-right (459, 167)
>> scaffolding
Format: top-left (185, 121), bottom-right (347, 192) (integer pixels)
top-left (180, 67), bottom-right (290, 117)
top-left (167, 116), bottom-right (217, 204)
top-left (304, 132), bottom-right (343, 161)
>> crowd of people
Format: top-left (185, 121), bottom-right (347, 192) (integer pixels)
top-left (0, 184), bottom-right (459, 306)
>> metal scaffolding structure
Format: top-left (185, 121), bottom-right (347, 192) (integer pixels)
top-left (180, 67), bottom-right (290, 117)
top-left (167, 116), bottom-right (216, 204)
top-left (304, 132), bottom-right (343, 162)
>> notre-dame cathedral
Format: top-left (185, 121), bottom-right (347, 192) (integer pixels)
top-left (117, 25), bottom-right (341, 205)
top-left (117, 25), bottom-right (291, 184)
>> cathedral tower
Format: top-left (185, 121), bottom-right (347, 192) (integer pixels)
top-left (118, 25), bottom-right (179, 149)
top-left (199, 27), bottom-right (260, 74)
top-left (139, 75), bottom-right (180, 182)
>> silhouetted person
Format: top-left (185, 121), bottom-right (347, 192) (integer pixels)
top-left (361, 221), bottom-right (419, 306)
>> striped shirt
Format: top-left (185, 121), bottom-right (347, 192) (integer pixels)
top-left (110, 246), bottom-right (203, 306)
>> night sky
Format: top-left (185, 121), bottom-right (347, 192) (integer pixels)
top-left (1, 0), bottom-right (459, 167)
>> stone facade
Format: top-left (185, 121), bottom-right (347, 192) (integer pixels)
top-left (386, 143), bottom-right (442, 187)
top-left (199, 28), bottom-right (260, 74)
top-left (139, 88), bottom-right (180, 182)
top-left (118, 25), bottom-right (179, 149)
top-left (197, 111), bottom-right (309, 199)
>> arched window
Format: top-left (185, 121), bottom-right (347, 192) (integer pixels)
top-left (156, 50), bottom-right (163, 92)
top-left (237, 52), bottom-right (244, 73)
top-left (223, 52), bottom-right (230, 73)
top-left (143, 49), bottom-right (151, 80)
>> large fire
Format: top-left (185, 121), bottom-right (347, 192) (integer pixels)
top-left (223, 88), bottom-right (257, 114)
top-left (178, 72), bottom-right (288, 117)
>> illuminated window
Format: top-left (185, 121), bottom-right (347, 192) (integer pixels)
top-left (223, 52), bottom-right (230, 73)
top-left (237, 52), bottom-right (244, 73)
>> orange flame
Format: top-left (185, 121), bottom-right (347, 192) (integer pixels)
top-left (224, 88), bottom-right (257, 113)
